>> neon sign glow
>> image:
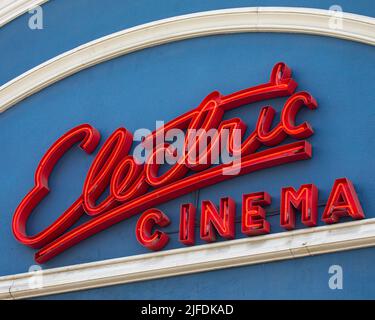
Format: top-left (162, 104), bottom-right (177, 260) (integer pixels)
top-left (12, 63), bottom-right (365, 263)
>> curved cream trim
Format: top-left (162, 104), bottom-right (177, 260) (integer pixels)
top-left (1, 218), bottom-right (375, 299)
top-left (0, 7), bottom-right (375, 113)
top-left (0, 0), bottom-right (48, 28)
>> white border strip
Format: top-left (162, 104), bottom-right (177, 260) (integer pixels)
top-left (0, 7), bottom-right (375, 113)
top-left (0, 0), bottom-right (48, 28)
top-left (1, 218), bottom-right (375, 299)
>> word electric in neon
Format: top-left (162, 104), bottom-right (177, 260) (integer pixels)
top-left (11, 62), bottom-right (365, 263)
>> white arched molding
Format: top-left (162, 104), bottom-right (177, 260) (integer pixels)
top-left (0, 7), bottom-right (374, 113)
top-left (0, 0), bottom-right (48, 28)
top-left (1, 218), bottom-right (375, 299)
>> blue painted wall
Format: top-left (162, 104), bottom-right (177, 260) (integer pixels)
top-left (0, 0), bottom-right (374, 299)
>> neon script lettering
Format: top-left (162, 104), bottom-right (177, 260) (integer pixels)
top-left (12, 62), bottom-right (364, 263)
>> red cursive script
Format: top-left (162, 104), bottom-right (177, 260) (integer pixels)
top-left (12, 62), bottom-right (318, 263)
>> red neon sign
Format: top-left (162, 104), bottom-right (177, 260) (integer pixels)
top-left (11, 62), bottom-right (364, 263)
top-left (133, 178), bottom-right (364, 251)
top-left (242, 192), bottom-right (271, 236)
top-left (200, 197), bottom-right (236, 242)
top-left (280, 184), bottom-right (318, 230)
top-left (135, 209), bottom-right (171, 251)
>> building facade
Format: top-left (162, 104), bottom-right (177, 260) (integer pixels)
top-left (0, 0), bottom-right (374, 299)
